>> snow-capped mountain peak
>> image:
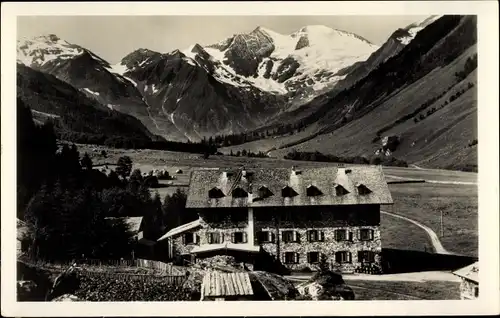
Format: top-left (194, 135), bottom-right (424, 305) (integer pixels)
top-left (181, 24), bottom-right (380, 100)
top-left (397, 15), bottom-right (443, 45)
top-left (17, 34), bottom-right (84, 67)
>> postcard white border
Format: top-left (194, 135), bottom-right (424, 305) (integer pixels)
top-left (2, 1), bottom-right (499, 317)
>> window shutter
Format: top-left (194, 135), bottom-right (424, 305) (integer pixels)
top-left (243, 232), bottom-right (248, 243)
top-left (219, 233), bottom-right (224, 243)
top-left (320, 231), bottom-right (325, 242)
top-left (369, 229), bottom-right (374, 240)
top-left (347, 252), bottom-right (352, 263)
top-left (182, 234), bottom-right (186, 245)
top-left (334, 230), bottom-right (339, 241)
top-left (292, 231), bottom-right (297, 242)
top-left (231, 232), bottom-right (236, 243)
top-left (294, 252), bottom-right (299, 264)
top-left (193, 233), bottom-right (198, 244)
top-left (357, 229), bottom-right (361, 241)
top-left (307, 252), bottom-right (310, 263)
top-left (267, 232), bottom-right (272, 243)
top-left (207, 233), bottom-right (212, 244)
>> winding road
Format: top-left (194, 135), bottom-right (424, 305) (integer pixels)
top-left (381, 210), bottom-right (451, 255)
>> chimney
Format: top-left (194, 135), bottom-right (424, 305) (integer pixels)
top-left (291, 166), bottom-right (301, 175)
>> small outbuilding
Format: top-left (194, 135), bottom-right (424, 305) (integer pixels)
top-left (176, 169), bottom-right (183, 174)
top-left (453, 261), bottom-right (479, 300)
top-left (200, 271), bottom-right (254, 301)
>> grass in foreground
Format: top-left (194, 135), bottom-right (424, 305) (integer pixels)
top-left (389, 183), bottom-right (478, 257)
top-left (344, 280), bottom-right (460, 300)
top-left (380, 213), bottom-right (433, 252)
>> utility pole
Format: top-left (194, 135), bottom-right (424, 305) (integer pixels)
top-left (440, 209), bottom-right (444, 238)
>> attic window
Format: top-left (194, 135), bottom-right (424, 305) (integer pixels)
top-left (281, 186), bottom-right (298, 198)
top-left (334, 184), bottom-right (350, 196)
top-left (258, 186), bottom-right (274, 198)
top-left (357, 183), bottom-right (372, 195)
top-left (306, 185), bottom-right (323, 197)
top-left (208, 187), bottom-right (225, 199)
top-left (231, 187), bottom-right (248, 198)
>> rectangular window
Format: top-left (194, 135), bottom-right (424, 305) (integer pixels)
top-left (334, 229), bottom-right (347, 241)
top-left (335, 251), bottom-right (352, 264)
top-left (231, 231), bottom-right (247, 244)
top-left (207, 232), bottom-right (222, 244)
top-left (307, 252), bottom-right (320, 264)
top-left (358, 251), bottom-right (375, 263)
top-left (359, 229), bottom-right (374, 241)
top-left (183, 233), bottom-right (197, 245)
top-left (282, 230), bottom-right (299, 243)
top-left (258, 231), bottom-right (274, 243)
top-left (307, 230), bottom-right (324, 242)
top-left (284, 252), bottom-right (299, 264)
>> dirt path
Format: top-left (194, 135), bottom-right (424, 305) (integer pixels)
top-left (385, 174), bottom-right (477, 185)
top-left (410, 164), bottom-right (425, 170)
top-left (381, 210), bottom-right (451, 255)
top-left (287, 270), bottom-right (460, 283)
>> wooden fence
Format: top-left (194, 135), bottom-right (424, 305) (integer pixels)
top-left (79, 270), bottom-right (186, 286)
top-left (19, 256), bottom-right (186, 276)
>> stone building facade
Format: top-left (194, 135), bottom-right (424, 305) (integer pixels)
top-left (158, 166), bottom-right (393, 273)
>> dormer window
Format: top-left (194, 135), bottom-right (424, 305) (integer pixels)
top-left (231, 187), bottom-right (248, 198)
top-left (208, 187), bottom-right (225, 199)
top-left (258, 185), bottom-right (273, 198)
top-left (281, 185), bottom-right (298, 198)
top-left (334, 184), bottom-right (349, 196)
top-left (356, 183), bottom-right (372, 195)
top-left (306, 185), bottom-right (323, 197)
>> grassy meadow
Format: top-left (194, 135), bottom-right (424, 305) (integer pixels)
top-left (80, 145), bottom-right (478, 257)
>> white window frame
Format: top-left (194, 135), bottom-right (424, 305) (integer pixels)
top-left (282, 230), bottom-right (299, 243)
top-left (336, 251), bottom-right (352, 264)
top-left (231, 231), bottom-right (247, 244)
top-left (258, 231), bottom-right (274, 243)
top-left (359, 228), bottom-right (374, 241)
top-left (207, 232), bottom-right (223, 244)
top-left (284, 252), bottom-right (299, 264)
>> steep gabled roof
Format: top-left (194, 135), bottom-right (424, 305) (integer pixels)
top-left (157, 218), bottom-right (202, 241)
top-left (453, 261), bottom-right (479, 283)
top-left (186, 166), bottom-right (393, 208)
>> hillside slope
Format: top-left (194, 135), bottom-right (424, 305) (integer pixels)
top-left (272, 45), bottom-right (477, 170)
top-left (17, 64), bottom-right (155, 146)
top-left (223, 15), bottom-right (477, 170)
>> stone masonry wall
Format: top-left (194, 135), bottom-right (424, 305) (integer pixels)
top-left (277, 225), bottom-right (381, 272)
top-left (460, 278), bottom-right (478, 300)
top-left (171, 206), bottom-right (382, 273)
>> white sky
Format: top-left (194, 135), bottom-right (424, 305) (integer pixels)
top-left (17, 15), bottom-right (429, 64)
